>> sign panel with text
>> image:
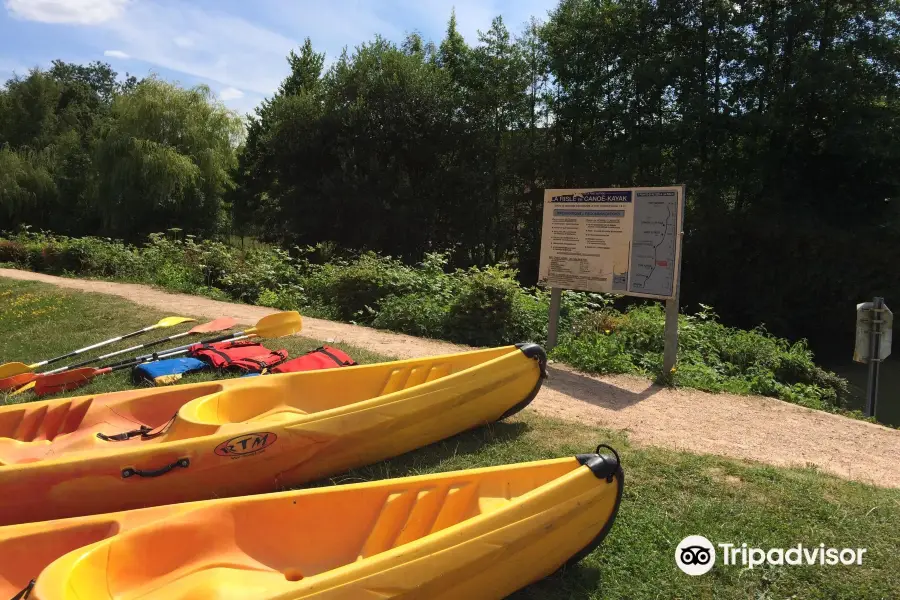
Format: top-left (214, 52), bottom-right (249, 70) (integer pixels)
top-left (537, 186), bottom-right (684, 299)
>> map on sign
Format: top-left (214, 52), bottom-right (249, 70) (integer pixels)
top-left (537, 186), bottom-right (683, 299)
top-left (628, 190), bottom-right (679, 297)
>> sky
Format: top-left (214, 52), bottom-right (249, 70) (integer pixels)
top-left (0, 0), bottom-right (557, 114)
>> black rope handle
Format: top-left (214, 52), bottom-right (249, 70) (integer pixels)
top-left (10, 579), bottom-right (34, 600)
top-left (595, 444), bottom-right (621, 482)
top-left (97, 414), bottom-right (176, 442)
top-left (122, 458), bottom-right (190, 479)
top-left (595, 444), bottom-right (621, 466)
top-left (97, 425), bottom-right (151, 442)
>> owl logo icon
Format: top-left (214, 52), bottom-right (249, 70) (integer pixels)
top-left (676, 535), bottom-right (716, 575)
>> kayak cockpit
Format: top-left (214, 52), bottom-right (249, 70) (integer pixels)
top-left (35, 458), bottom-right (585, 599)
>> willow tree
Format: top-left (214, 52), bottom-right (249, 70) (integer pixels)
top-left (0, 63), bottom-right (119, 234)
top-left (93, 78), bottom-right (242, 240)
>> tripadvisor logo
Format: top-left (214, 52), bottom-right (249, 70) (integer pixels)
top-left (676, 535), bottom-right (716, 576)
top-left (676, 536), bottom-right (867, 576)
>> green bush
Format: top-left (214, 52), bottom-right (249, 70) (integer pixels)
top-left (0, 239), bottom-right (28, 264)
top-left (444, 266), bottom-right (521, 346)
top-left (255, 284), bottom-right (306, 311)
top-left (552, 303), bottom-right (851, 412)
top-left (303, 253), bottom-right (421, 323)
top-left (0, 228), bottom-right (855, 418)
top-left (373, 292), bottom-right (449, 338)
top-left (550, 331), bottom-right (640, 374)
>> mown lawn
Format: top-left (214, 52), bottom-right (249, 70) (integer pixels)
top-left (0, 279), bottom-right (389, 400)
top-left (1, 278), bottom-right (899, 599)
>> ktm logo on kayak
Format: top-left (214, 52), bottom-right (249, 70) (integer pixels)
top-left (215, 432), bottom-right (277, 458)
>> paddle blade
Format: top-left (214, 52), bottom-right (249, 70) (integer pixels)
top-left (0, 362), bottom-right (32, 379)
top-left (9, 380), bottom-right (36, 396)
top-left (0, 372), bottom-right (37, 392)
top-left (250, 311), bottom-right (303, 339)
top-left (156, 316), bottom-right (196, 328)
top-left (189, 317), bottom-right (237, 334)
top-left (33, 367), bottom-right (100, 397)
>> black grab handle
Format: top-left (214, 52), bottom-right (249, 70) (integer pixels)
top-left (10, 579), bottom-right (34, 600)
top-left (121, 458), bottom-right (190, 479)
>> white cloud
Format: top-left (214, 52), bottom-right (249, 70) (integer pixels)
top-left (3, 0), bottom-right (559, 113)
top-left (5, 0), bottom-right (128, 25)
top-left (173, 35), bottom-right (194, 48)
top-left (219, 86), bottom-right (244, 101)
top-left (224, 90), bottom-right (266, 115)
top-left (94, 2), bottom-right (299, 95)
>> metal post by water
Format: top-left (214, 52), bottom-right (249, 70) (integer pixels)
top-left (865, 296), bottom-right (885, 418)
top-left (547, 287), bottom-right (562, 351)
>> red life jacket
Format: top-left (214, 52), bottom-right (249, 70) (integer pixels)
top-left (190, 340), bottom-right (288, 373)
top-left (270, 346), bottom-right (357, 373)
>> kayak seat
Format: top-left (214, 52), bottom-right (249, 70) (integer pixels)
top-left (175, 384), bottom-right (307, 428)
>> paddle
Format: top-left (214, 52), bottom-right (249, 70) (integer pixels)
top-left (0, 316), bottom-right (195, 380)
top-left (31, 337), bottom-right (251, 397)
top-left (105, 311), bottom-right (303, 369)
top-left (2, 318), bottom-right (239, 394)
top-left (27, 311), bottom-right (302, 396)
top-left (0, 372), bottom-right (39, 394)
top-left (44, 317), bottom-right (237, 375)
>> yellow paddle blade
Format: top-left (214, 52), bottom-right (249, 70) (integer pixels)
top-left (248, 311), bottom-right (303, 339)
top-left (155, 316), bottom-right (196, 328)
top-left (0, 362), bottom-right (33, 379)
top-left (9, 380), bottom-right (35, 396)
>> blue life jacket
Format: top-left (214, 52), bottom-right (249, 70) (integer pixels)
top-left (132, 357), bottom-right (208, 386)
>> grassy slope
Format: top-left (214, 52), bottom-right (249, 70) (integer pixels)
top-left (1, 278), bottom-right (899, 599)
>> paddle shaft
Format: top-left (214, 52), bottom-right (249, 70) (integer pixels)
top-left (28, 324), bottom-right (168, 369)
top-left (106, 335), bottom-right (252, 372)
top-left (104, 330), bottom-right (252, 369)
top-left (45, 330), bottom-right (194, 374)
top-left (34, 336), bottom-right (252, 395)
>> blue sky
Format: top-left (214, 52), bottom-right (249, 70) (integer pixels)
top-left (0, 0), bottom-right (557, 114)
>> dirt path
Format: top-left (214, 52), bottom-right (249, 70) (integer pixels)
top-left (4, 268), bottom-right (899, 488)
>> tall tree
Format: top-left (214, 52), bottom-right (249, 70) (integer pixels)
top-left (93, 78), bottom-right (242, 239)
top-left (231, 38), bottom-right (326, 238)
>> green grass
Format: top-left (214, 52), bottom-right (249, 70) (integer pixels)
top-left (0, 279), bottom-right (390, 401)
top-left (2, 278), bottom-right (899, 598)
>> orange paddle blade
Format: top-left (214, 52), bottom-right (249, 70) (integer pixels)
top-left (0, 372), bottom-right (37, 392)
top-left (189, 317), bottom-right (237, 334)
top-left (33, 367), bottom-right (107, 397)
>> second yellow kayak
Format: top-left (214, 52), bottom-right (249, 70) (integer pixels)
top-left (3, 445), bottom-right (623, 600)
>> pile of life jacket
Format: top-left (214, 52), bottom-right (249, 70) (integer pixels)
top-left (132, 341), bottom-right (356, 386)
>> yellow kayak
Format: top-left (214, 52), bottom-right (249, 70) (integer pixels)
top-left (0, 344), bottom-right (546, 525)
top-left (3, 446), bottom-right (623, 600)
